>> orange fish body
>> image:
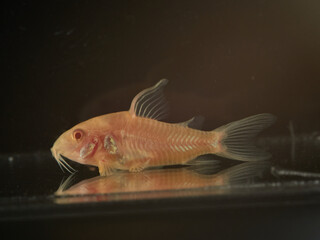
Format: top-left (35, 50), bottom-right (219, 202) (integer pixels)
top-left (86, 111), bottom-right (221, 175)
top-left (51, 79), bottom-right (276, 176)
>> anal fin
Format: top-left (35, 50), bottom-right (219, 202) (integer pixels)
top-left (187, 155), bottom-right (221, 175)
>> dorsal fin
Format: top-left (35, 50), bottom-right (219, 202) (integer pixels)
top-left (177, 116), bottom-right (205, 129)
top-left (129, 79), bottom-right (169, 120)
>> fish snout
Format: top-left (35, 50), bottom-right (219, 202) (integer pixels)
top-left (51, 146), bottom-right (59, 161)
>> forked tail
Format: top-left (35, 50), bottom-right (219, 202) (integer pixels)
top-left (213, 113), bottom-right (276, 161)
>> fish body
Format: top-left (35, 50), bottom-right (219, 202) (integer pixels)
top-left (51, 79), bottom-right (276, 176)
top-left (98, 112), bottom-right (221, 168)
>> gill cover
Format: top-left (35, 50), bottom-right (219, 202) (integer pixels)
top-left (80, 138), bottom-right (98, 159)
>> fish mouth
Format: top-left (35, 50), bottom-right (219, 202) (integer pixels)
top-left (51, 148), bottom-right (77, 174)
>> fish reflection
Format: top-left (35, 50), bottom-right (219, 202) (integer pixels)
top-left (55, 161), bottom-right (270, 201)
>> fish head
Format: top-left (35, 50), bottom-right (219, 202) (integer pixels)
top-left (51, 120), bottom-right (103, 172)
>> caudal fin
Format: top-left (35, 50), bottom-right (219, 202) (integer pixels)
top-left (214, 113), bottom-right (276, 161)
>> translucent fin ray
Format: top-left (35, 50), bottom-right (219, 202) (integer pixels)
top-left (129, 79), bottom-right (169, 120)
top-left (214, 113), bottom-right (276, 161)
top-left (217, 161), bottom-right (270, 185)
top-left (177, 116), bottom-right (205, 129)
top-left (187, 155), bottom-right (221, 175)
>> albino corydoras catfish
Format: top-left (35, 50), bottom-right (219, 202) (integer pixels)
top-left (51, 79), bottom-right (276, 176)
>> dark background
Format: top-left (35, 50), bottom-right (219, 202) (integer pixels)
top-left (2, 0), bottom-right (320, 153)
top-left (2, 2), bottom-right (320, 238)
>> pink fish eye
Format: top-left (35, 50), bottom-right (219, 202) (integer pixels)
top-left (73, 129), bottom-right (83, 140)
